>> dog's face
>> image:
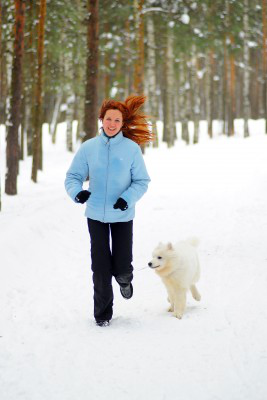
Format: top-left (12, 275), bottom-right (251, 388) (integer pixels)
top-left (148, 242), bottom-right (173, 271)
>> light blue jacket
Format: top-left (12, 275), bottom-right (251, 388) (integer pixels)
top-left (65, 130), bottom-right (151, 223)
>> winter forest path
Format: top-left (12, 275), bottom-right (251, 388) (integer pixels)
top-left (1, 128), bottom-right (267, 400)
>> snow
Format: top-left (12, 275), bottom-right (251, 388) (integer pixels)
top-left (1, 122), bottom-right (267, 400)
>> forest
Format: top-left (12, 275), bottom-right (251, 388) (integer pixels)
top-left (0, 0), bottom-right (267, 198)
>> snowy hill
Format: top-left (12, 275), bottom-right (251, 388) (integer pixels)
top-left (1, 123), bottom-right (267, 400)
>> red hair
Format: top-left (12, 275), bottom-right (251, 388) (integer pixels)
top-left (99, 95), bottom-right (155, 145)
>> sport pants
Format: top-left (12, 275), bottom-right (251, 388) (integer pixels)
top-left (87, 218), bottom-right (133, 322)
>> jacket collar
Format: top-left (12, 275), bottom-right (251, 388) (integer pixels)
top-left (100, 128), bottom-right (124, 145)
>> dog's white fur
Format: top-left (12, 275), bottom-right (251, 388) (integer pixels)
top-left (148, 238), bottom-right (201, 319)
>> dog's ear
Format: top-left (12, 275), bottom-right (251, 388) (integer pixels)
top-left (167, 242), bottom-right (173, 250)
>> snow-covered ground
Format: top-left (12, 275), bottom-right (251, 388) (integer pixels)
top-left (1, 122), bottom-right (267, 400)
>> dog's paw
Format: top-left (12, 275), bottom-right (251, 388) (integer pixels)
top-left (174, 312), bottom-right (183, 319)
top-left (167, 306), bottom-right (173, 312)
top-left (194, 293), bottom-right (201, 301)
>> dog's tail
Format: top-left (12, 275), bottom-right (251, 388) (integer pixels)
top-left (186, 237), bottom-right (199, 247)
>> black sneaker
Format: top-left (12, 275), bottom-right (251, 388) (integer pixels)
top-left (120, 283), bottom-right (133, 299)
top-left (95, 320), bottom-right (110, 327)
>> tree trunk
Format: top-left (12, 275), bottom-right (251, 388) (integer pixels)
top-left (84, 0), bottom-right (99, 141)
top-left (181, 59), bottom-right (190, 145)
top-left (51, 92), bottom-right (62, 144)
top-left (191, 47), bottom-right (201, 144)
top-left (133, 0), bottom-right (144, 95)
top-left (66, 96), bottom-right (74, 152)
top-left (163, 28), bottom-right (176, 147)
top-left (124, 19), bottom-right (131, 98)
top-left (25, 0), bottom-right (37, 156)
top-left (0, 0), bottom-right (2, 122)
top-left (146, 15), bottom-right (158, 147)
top-left (0, 0), bottom-right (8, 124)
top-left (243, 0), bottom-right (250, 138)
top-left (5, 0), bottom-right (25, 195)
top-left (206, 51), bottom-right (214, 138)
top-left (250, 48), bottom-right (260, 119)
top-left (223, 39), bottom-right (228, 135)
top-left (20, 88), bottom-right (25, 160)
top-left (229, 35), bottom-right (236, 136)
top-left (262, 0), bottom-right (267, 132)
top-left (31, 0), bottom-right (46, 182)
top-left (103, 20), bottom-right (110, 99)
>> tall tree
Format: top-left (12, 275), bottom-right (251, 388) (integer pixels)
top-left (84, 0), bottom-right (99, 141)
top-left (146, 14), bottom-right (159, 147)
top-left (262, 0), bottom-right (267, 133)
top-left (24, 0), bottom-right (38, 156)
top-left (163, 24), bottom-right (176, 147)
top-left (5, 0), bottom-right (26, 195)
top-left (243, 0), bottom-right (250, 138)
top-left (31, 0), bottom-right (46, 182)
top-left (133, 0), bottom-right (145, 95)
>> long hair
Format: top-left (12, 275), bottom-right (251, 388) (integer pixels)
top-left (99, 95), bottom-right (155, 145)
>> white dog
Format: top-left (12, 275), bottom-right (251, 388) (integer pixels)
top-left (148, 238), bottom-right (201, 319)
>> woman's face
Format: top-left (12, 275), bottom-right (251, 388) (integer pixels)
top-left (102, 109), bottom-right (123, 137)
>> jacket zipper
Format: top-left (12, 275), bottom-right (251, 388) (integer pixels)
top-left (103, 140), bottom-right (110, 222)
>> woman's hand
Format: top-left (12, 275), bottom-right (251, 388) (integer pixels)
top-left (113, 198), bottom-right (128, 211)
top-left (75, 190), bottom-right (91, 204)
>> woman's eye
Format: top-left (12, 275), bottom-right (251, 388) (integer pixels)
top-left (157, 256), bottom-right (162, 260)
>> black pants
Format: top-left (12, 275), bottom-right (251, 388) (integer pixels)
top-left (87, 218), bottom-right (133, 322)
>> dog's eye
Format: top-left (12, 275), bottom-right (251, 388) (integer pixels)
top-left (157, 256), bottom-right (162, 260)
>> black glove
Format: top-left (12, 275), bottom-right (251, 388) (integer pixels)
top-left (113, 197), bottom-right (128, 211)
top-left (75, 190), bottom-right (90, 204)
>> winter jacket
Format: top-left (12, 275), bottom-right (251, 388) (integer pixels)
top-left (64, 130), bottom-right (151, 223)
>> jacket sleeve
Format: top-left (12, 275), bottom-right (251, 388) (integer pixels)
top-left (120, 146), bottom-right (151, 208)
top-left (64, 144), bottom-right (89, 202)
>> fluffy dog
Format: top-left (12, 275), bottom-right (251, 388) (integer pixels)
top-left (148, 238), bottom-right (201, 319)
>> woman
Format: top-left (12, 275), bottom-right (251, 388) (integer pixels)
top-left (65, 95), bottom-right (153, 327)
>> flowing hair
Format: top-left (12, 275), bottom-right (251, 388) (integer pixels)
top-left (99, 95), bottom-right (155, 145)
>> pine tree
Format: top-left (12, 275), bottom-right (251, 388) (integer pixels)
top-left (5, 0), bottom-right (26, 195)
top-left (84, 0), bottom-right (99, 141)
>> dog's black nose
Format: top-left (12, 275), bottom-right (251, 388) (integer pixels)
top-left (148, 262), bottom-right (152, 267)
